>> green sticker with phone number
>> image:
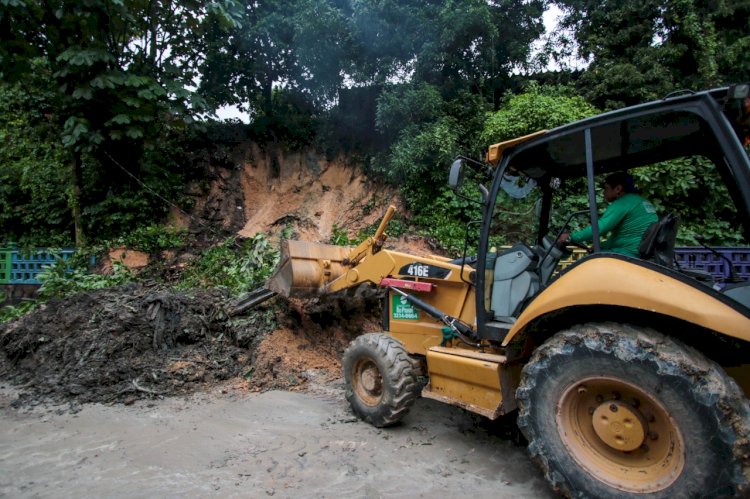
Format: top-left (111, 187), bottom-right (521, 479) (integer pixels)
top-left (391, 295), bottom-right (419, 320)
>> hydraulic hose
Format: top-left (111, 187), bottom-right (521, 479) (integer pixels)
top-left (388, 287), bottom-right (480, 348)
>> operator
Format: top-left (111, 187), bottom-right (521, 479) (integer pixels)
top-left (558, 171), bottom-right (658, 258)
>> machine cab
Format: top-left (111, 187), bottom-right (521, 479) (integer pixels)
top-left (450, 84), bottom-right (750, 343)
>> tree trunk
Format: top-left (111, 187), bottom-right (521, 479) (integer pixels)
top-left (263, 78), bottom-right (273, 118)
top-left (71, 152), bottom-right (86, 247)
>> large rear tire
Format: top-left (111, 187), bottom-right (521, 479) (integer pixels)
top-left (342, 333), bottom-right (422, 428)
top-left (516, 322), bottom-right (750, 498)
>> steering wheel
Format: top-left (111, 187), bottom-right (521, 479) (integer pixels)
top-left (551, 209), bottom-right (594, 254)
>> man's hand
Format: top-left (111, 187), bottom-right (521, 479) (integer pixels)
top-left (557, 232), bottom-right (571, 244)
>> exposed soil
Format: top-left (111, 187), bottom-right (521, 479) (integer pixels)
top-left (0, 281), bottom-right (384, 409)
top-left (187, 143), bottom-right (404, 244)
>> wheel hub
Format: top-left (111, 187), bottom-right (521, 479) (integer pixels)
top-left (556, 377), bottom-right (685, 493)
top-left (361, 365), bottom-right (381, 393)
top-left (592, 400), bottom-right (647, 451)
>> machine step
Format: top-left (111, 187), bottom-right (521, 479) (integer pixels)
top-left (422, 346), bottom-right (520, 419)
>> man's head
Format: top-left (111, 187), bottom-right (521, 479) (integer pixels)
top-left (603, 171), bottom-right (637, 202)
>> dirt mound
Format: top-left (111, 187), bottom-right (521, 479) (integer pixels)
top-left (251, 292), bottom-right (383, 391)
top-left (0, 146), bottom-right (431, 409)
top-left (0, 283), bottom-right (383, 408)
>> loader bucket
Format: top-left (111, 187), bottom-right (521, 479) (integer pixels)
top-left (266, 240), bottom-right (351, 297)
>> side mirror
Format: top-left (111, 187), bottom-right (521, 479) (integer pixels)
top-left (729, 83), bottom-right (750, 100)
top-left (448, 159), bottom-right (465, 190)
top-left (448, 156), bottom-right (489, 205)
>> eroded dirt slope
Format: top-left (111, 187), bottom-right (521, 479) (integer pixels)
top-left (187, 143), bottom-right (402, 243)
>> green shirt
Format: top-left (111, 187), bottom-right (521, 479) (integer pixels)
top-left (571, 193), bottom-right (658, 258)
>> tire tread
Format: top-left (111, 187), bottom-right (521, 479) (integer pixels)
top-left (343, 333), bottom-right (422, 427)
top-left (516, 322), bottom-right (750, 498)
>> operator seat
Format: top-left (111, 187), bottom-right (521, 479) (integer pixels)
top-left (639, 213), bottom-right (679, 268)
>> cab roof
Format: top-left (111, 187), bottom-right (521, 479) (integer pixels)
top-left (495, 86), bottom-right (742, 181)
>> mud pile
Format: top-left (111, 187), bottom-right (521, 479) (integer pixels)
top-left (0, 283), bottom-right (382, 408)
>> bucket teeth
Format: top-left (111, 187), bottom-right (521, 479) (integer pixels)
top-left (266, 240), bottom-right (350, 298)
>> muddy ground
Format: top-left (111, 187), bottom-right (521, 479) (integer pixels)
top-left (0, 385), bottom-right (553, 499)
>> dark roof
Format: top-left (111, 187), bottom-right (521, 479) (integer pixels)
top-left (506, 87), bottom-right (730, 180)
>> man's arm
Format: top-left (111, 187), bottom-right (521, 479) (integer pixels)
top-left (570, 198), bottom-right (630, 243)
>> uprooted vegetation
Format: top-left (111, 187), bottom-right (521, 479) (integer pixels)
top-left (0, 283), bottom-right (382, 409)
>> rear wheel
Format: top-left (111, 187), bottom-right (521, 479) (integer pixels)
top-left (516, 322), bottom-right (750, 498)
top-left (342, 333), bottom-right (422, 427)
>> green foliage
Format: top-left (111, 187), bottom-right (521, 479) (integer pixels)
top-left (329, 225), bottom-right (356, 246)
top-left (381, 116), bottom-right (462, 226)
top-left (554, 0), bottom-right (750, 108)
top-left (0, 64), bottom-right (204, 246)
top-left (375, 84), bottom-right (446, 140)
top-left (113, 224), bottom-right (187, 254)
top-left (38, 259), bottom-right (134, 300)
top-left (280, 223), bottom-right (295, 241)
top-left (247, 89), bottom-right (321, 150)
top-left (0, 66), bottom-right (72, 246)
top-left (1, 0), bottom-right (240, 245)
top-left (329, 213), bottom-right (408, 248)
top-left (370, 84), bottom-right (482, 227)
top-left (632, 157), bottom-right (744, 245)
top-left (2, 0), bottom-right (747, 253)
top-left (386, 117), bottom-right (461, 185)
top-left (411, 0), bottom-right (546, 102)
top-left (0, 300), bottom-right (39, 324)
top-left (481, 83), bottom-right (600, 145)
top-left (177, 234), bottom-right (279, 296)
top-left (413, 188), bottom-right (484, 256)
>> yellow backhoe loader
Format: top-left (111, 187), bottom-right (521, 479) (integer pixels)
top-left (265, 83), bottom-right (750, 497)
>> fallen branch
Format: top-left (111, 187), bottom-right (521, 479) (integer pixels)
top-left (131, 378), bottom-right (165, 396)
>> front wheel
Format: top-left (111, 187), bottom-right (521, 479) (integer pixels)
top-left (516, 323), bottom-right (750, 498)
top-left (342, 333), bottom-right (422, 428)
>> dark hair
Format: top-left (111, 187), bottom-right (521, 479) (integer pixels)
top-left (604, 171), bottom-right (638, 193)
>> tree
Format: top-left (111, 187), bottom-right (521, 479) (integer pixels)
top-left (200, 0), bottom-right (296, 119)
top-left (0, 0), bottom-right (241, 245)
top-left (552, 0), bottom-right (750, 108)
top-left (412, 0), bottom-right (547, 108)
top-left (0, 65), bottom-right (70, 246)
top-left (200, 0), bottom-right (353, 121)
